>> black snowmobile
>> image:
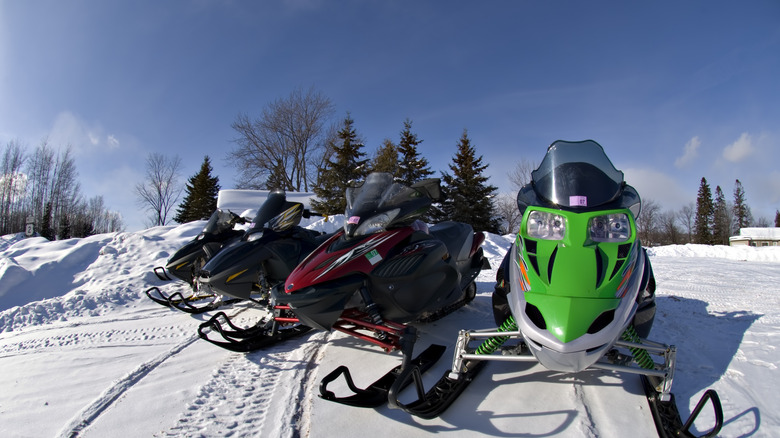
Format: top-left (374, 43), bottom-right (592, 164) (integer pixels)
top-left (384, 140), bottom-right (723, 437)
top-left (145, 208), bottom-right (249, 312)
top-left (270, 172), bottom-right (490, 407)
top-left (196, 190), bottom-right (333, 352)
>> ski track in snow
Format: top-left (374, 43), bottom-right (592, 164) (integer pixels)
top-left (57, 333), bottom-right (201, 438)
top-left (159, 332), bottom-right (330, 438)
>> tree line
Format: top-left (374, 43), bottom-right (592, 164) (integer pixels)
top-left (0, 139), bottom-right (124, 239)
top-left (147, 86), bottom-right (779, 243)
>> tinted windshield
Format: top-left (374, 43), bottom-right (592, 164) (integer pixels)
top-left (247, 191), bottom-right (287, 234)
top-left (202, 209), bottom-right (235, 234)
top-left (345, 173), bottom-right (415, 217)
top-left (531, 140), bottom-right (624, 208)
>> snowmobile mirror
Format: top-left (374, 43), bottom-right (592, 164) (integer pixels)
top-left (410, 178), bottom-right (442, 201)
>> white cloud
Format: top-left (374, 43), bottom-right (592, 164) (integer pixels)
top-left (49, 111), bottom-right (120, 154)
top-left (623, 167), bottom-right (690, 211)
top-left (674, 136), bottom-right (700, 168)
top-left (723, 132), bottom-right (754, 162)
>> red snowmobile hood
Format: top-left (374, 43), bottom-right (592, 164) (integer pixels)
top-left (283, 228), bottom-right (412, 294)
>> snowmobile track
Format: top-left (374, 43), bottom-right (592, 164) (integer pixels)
top-left (55, 333), bottom-right (201, 438)
top-left (160, 331), bottom-right (330, 438)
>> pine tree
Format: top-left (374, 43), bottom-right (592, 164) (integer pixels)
top-left (437, 129), bottom-right (499, 233)
top-left (40, 201), bottom-right (54, 240)
top-left (58, 213), bottom-right (71, 240)
top-left (712, 186), bottom-right (730, 245)
top-left (396, 119), bottom-right (433, 186)
top-left (174, 156), bottom-right (220, 223)
top-left (732, 179), bottom-right (752, 233)
top-left (694, 177), bottom-right (713, 244)
top-left (311, 114), bottom-right (369, 215)
top-left (371, 139), bottom-right (398, 175)
top-left (775, 210), bottom-right (779, 227)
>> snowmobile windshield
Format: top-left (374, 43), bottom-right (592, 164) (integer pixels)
top-left (345, 173), bottom-right (413, 218)
top-left (343, 172), bottom-right (429, 238)
top-left (531, 140), bottom-right (625, 209)
top-left (202, 209), bottom-right (235, 235)
top-left (247, 191), bottom-right (287, 235)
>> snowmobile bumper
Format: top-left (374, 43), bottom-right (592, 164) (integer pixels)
top-left (271, 275), bottom-right (364, 331)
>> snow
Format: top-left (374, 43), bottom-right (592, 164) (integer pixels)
top-left (1, 222), bottom-right (778, 437)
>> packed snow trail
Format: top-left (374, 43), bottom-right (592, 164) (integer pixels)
top-left (1, 223), bottom-right (778, 437)
top-left (57, 332), bottom-right (201, 437)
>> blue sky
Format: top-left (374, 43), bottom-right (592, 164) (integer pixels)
top-left (2, 1), bottom-right (779, 232)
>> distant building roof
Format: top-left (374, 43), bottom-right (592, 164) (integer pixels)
top-left (736, 227), bottom-right (780, 239)
top-left (729, 227), bottom-right (780, 245)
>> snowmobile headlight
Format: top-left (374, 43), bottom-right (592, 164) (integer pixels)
top-left (353, 208), bottom-right (400, 237)
top-left (588, 213), bottom-right (630, 242)
top-left (246, 231), bottom-right (264, 242)
top-left (527, 210), bottom-right (566, 240)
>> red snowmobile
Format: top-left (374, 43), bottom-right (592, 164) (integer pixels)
top-left (270, 172), bottom-right (491, 406)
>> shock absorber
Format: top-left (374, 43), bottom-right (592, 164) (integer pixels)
top-left (359, 285), bottom-right (387, 340)
top-left (475, 315), bottom-right (518, 355)
top-left (621, 324), bottom-right (655, 369)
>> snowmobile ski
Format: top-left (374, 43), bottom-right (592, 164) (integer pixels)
top-left (318, 343), bottom-right (446, 408)
top-left (642, 375), bottom-right (723, 438)
top-left (144, 286), bottom-right (176, 307)
top-left (166, 291), bottom-right (242, 314)
top-left (197, 310), bottom-right (312, 352)
top-left (387, 358), bottom-right (486, 419)
top-left (153, 266), bottom-right (173, 282)
top-left (144, 286), bottom-right (226, 313)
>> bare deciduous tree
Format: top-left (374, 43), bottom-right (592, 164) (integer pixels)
top-left (636, 198), bottom-right (660, 245)
top-left (1, 140), bottom-right (27, 234)
top-left (676, 203), bottom-right (695, 243)
top-left (135, 153), bottom-right (182, 227)
top-left (228, 86), bottom-right (336, 191)
top-left (494, 193), bottom-right (522, 234)
top-left (659, 210), bottom-right (681, 244)
top-left (508, 158), bottom-right (537, 192)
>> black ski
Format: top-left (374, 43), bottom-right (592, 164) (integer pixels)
top-left (167, 291), bottom-right (241, 314)
top-left (144, 286), bottom-right (175, 307)
top-left (198, 311), bottom-right (312, 352)
top-left (153, 266), bottom-right (173, 281)
top-left (641, 376), bottom-right (723, 438)
top-left (319, 344), bottom-right (447, 408)
top-left (388, 358), bottom-right (486, 419)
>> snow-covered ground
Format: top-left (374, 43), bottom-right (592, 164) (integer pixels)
top-left (1, 220), bottom-right (778, 437)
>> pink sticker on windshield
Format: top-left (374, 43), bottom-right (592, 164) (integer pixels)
top-left (348, 216), bottom-right (360, 224)
top-left (570, 196), bottom-right (587, 206)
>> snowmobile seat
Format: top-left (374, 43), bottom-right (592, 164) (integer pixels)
top-left (430, 221), bottom-right (473, 262)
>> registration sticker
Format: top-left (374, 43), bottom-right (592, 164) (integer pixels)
top-left (569, 195), bottom-right (587, 206)
top-left (366, 249), bottom-right (382, 265)
top-left (348, 216), bottom-right (360, 224)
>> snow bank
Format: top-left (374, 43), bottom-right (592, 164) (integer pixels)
top-left (647, 243), bottom-right (780, 262)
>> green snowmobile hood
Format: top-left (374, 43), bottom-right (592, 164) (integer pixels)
top-left (524, 293), bottom-right (620, 343)
top-left (518, 206), bottom-right (638, 343)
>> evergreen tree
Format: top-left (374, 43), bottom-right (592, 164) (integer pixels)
top-left (694, 177), bottom-right (713, 244)
top-left (437, 129), bottom-right (499, 233)
top-left (40, 201), bottom-right (54, 240)
top-left (174, 156), bottom-right (220, 223)
top-left (712, 186), bottom-right (730, 245)
top-left (775, 210), bottom-right (779, 227)
top-left (58, 213), bottom-right (71, 240)
top-left (732, 179), bottom-right (752, 233)
top-left (371, 139), bottom-right (398, 175)
top-left (311, 114), bottom-right (369, 215)
top-left (396, 119), bottom-right (433, 186)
